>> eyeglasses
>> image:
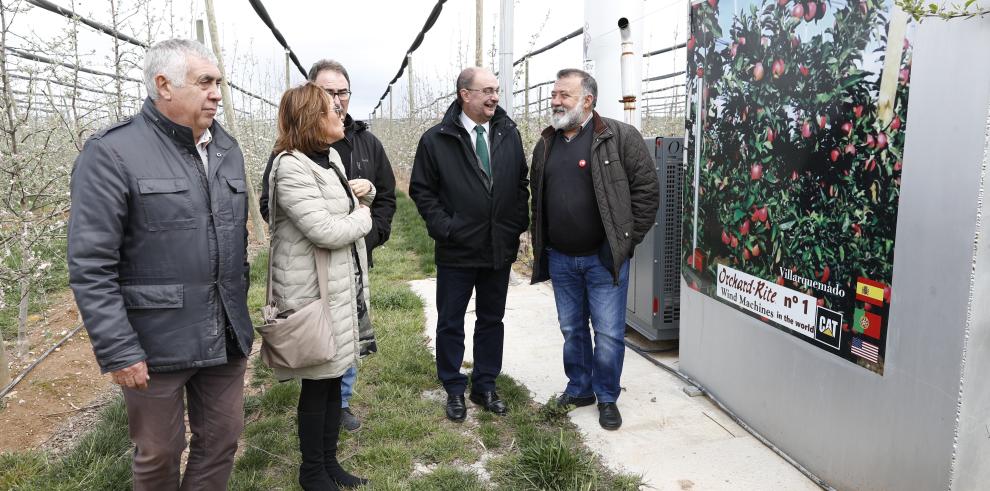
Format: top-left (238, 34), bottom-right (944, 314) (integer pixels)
top-left (463, 87), bottom-right (499, 96)
top-left (325, 89), bottom-right (351, 100)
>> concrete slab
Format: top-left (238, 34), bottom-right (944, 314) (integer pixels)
top-left (410, 272), bottom-right (820, 491)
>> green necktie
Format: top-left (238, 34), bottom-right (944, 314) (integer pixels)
top-left (474, 125), bottom-right (491, 176)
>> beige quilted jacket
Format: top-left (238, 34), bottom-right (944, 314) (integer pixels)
top-left (268, 149), bottom-right (374, 381)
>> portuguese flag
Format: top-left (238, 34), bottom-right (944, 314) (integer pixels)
top-left (853, 307), bottom-right (882, 340)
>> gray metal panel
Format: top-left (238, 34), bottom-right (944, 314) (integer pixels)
top-left (941, 13), bottom-right (990, 490)
top-left (678, 17), bottom-right (990, 491)
top-left (628, 137), bottom-right (682, 341)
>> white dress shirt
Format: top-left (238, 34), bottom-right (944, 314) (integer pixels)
top-left (459, 111), bottom-right (491, 164)
top-left (195, 128), bottom-right (213, 174)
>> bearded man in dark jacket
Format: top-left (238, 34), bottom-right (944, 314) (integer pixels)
top-left (68, 39), bottom-right (252, 489)
top-left (259, 59), bottom-right (397, 432)
top-left (529, 69), bottom-right (659, 431)
top-left (410, 67), bottom-right (530, 421)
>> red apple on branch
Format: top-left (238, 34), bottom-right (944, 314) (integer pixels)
top-left (772, 59), bottom-right (785, 78)
top-left (753, 62), bottom-right (765, 81)
top-left (750, 163), bottom-right (763, 180)
top-left (891, 115), bottom-right (902, 131)
top-left (876, 132), bottom-right (888, 149)
top-left (791, 3), bottom-right (804, 19)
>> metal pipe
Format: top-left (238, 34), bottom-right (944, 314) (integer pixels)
top-left (618, 17), bottom-right (638, 129)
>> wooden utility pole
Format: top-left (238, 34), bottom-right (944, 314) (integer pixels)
top-left (475, 0), bottom-right (483, 66)
top-left (407, 55), bottom-right (414, 119)
top-left (204, 0), bottom-right (267, 242)
top-left (0, 334), bottom-right (9, 388)
top-left (195, 19), bottom-right (205, 43)
top-left (285, 51), bottom-right (291, 90)
top-left (497, 0), bottom-right (514, 118)
top-left (524, 59), bottom-right (530, 117)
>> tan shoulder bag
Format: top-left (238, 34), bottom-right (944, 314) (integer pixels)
top-left (256, 151), bottom-right (337, 369)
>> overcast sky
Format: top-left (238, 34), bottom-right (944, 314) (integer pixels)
top-left (14, 0), bottom-right (687, 118)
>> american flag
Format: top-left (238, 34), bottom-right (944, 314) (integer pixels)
top-left (851, 337), bottom-right (879, 363)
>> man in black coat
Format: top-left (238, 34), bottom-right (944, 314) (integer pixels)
top-left (68, 39), bottom-right (252, 489)
top-left (259, 59), bottom-right (397, 432)
top-left (409, 67), bottom-right (530, 421)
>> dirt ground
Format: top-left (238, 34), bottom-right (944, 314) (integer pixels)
top-left (0, 293), bottom-right (264, 466)
top-left (0, 292), bottom-right (115, 453)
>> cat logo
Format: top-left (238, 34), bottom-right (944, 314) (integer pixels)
top-left (814, 306), bottom-right (843, 350)
top-left (821, 321), bottom-right (835, 337)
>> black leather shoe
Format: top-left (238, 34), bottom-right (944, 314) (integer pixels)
top-left (446, 394), bottom-right (467, 421)
top-left (556, 393), bottom-right (596, 409)
top-left (598, 402), bottom-right (622, 430)
top-left (469, 391), bottom-right (508, 415)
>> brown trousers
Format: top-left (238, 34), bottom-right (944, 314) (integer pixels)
top-left (121, 357), bottom-right (247, 491)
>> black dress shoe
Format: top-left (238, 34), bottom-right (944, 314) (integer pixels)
top-left (598, 402), bottom-right (622, 430)
top-left (556, 393), bottom-right (596, 409)
top-left (469, 390), bottom-right (508, 415)
top-left (446, 394), bottom-right (467, 421)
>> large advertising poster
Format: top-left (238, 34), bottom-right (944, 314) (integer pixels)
top-left (683, 0), bottom-right (914, 374)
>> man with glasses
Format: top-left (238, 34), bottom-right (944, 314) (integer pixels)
top-left (409, 67), bottom-right (529, 421)
top-left (260, 59), bottom-right (396, 432)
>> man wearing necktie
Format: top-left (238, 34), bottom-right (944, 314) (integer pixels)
top-left (410, 67), bottom-right (530, 421)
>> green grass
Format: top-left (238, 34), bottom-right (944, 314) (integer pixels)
top-left (0, 191), bottom-right (640, 490)
top-left (233, 192), bottom-right (639, 490)
top-left (0, 398), bottom-right (132, 490)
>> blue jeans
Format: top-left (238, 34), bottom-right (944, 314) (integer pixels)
top-left (340, 365), bottom-right (356, 408)
top-left (547, 248), bottom-right (629, 404)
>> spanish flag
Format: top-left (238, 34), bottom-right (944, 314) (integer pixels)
top-left (856, 277), bottom-right (885, 306)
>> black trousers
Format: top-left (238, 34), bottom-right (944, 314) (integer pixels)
top-left (435, 264), bottom-right (511, 395)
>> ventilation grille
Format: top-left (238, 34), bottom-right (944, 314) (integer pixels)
top-left (657, 137), bottom-right (683, 328)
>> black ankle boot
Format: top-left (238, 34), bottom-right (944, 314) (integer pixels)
top-left (323, 404), bottom-right (368, 488)
top-left (326, 459), bottom-right (368, 489)
top-left (298, 409), bottom-right (338, 491)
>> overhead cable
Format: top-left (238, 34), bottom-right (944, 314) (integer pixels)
top-left (246, 0), bottom-right (307, 79)
top-left (24, 0), bottom-right (276, 107)
top-left (373, 0), bottom-right (448, 112)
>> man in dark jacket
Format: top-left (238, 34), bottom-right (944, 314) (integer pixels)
top-left (530, 69), bottom-right (659, 431)
top-left (410, 67), bottom-right (529, 421)
top-left (67, 39), bottom-right (252, 489)
top-left (260, 59), bottom-right (396, 432)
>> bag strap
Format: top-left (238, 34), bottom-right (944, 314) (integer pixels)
top-left (266, 150), bottom-right (332, 308)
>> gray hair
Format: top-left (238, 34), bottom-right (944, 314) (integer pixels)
top-left (308, 59), bottom-right (350, 85)
top-left (556, 68), bottom-right (598, 108)
top-left (144, 39), bottom-right (217, 100)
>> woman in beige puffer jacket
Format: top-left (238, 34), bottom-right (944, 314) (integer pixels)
top-left (268, 83), bottom-right (371, 490)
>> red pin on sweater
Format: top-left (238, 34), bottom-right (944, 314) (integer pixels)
top-left (578, 159), bottom-right (587, 168)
